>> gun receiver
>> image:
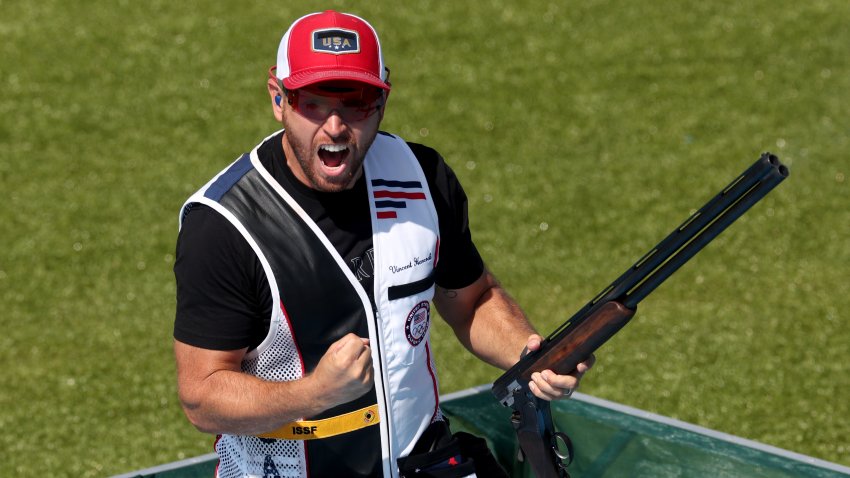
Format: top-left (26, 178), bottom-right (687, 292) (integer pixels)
top-left (492, 153), bottom-right (788, 477)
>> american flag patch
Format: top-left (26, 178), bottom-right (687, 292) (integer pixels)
top-left (372, 179), bottom-right (426, 219)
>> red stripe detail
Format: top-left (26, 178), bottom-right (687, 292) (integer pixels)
top-left (280, 300), bottom-right (309, 476)
top-left (213, 435), bottom-right (222, 476)
top-left (304, 439), bottom-right (311, 477)
top-left (373, 190), bottom-right (426, 200)
top-left (425, 342), bottom-right (440, 422)
top-left (280, 300), bottom-right (306, 375)
top-left (434, 237), bottom-right (440, 268)
top-left (377, 211), bottom-right (397, 219)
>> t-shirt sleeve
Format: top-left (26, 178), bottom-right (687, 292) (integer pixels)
top-left (410, 143), bottom-right (485, 290)
top-left (173, 204), bottom-right (271, 350)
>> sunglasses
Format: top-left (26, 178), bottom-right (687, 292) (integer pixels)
top-left (269, 66), bottom-right (386, 123)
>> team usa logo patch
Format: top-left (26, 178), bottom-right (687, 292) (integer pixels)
top-left (312, 28), bottom-right (360, 54)
top-left (372, 179), bottom-right (427, 219)
top-left (405, 301), bottom-right (430, 346)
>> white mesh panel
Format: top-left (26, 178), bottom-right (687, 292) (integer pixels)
top-left (242, 313), bottom-right (303, 382)
top-left (216, 311), bottom-right (307, 477)
top-left (216, 435), bottom-right (303, 477)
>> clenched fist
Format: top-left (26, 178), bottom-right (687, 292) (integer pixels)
top-left (309, 333), bottom-right (374, 410)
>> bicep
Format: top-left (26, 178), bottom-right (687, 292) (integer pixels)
top-left (433, 269), bottom-right (493, 329)
top-left (434, 269), bottom-right (534, 368)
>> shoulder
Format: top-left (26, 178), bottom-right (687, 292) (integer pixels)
top-left (406, 141), bottom-right (446, 175)
top-left (400, 141), bottom-right (457, 187)
top-left (403, 141), bottom-right (466, 203)
top-left (256, 130), bottom-right (284, 173)
top-left (370, 134), bottom-right (462, 198)
top-left (373, 132), bottom-right (446, 174)
top-left (178, 204), bottom-right (251, 262)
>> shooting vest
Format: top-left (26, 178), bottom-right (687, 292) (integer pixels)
top-left (179, 132), bottom-right (442, 478)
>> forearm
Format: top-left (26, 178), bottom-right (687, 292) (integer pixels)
top-left (178, 367), bottom-right (327, 436)
top-left (174, 340), bottom-right (331, 436)
top-left (175, 333), bottom-right (373, 436)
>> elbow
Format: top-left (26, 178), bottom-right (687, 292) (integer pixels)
top-left (183, 405), bottom-right (224, 435)
top-left (178, 391), bottom-right (223, 435)
top-left (181, 407), bottom-right (218, 434)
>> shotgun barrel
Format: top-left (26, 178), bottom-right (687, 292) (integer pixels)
top-left (492, 153), bottom-right (788, 405)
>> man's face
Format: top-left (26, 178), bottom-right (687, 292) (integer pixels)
top-left (278, 82), bottom-right (386, 192)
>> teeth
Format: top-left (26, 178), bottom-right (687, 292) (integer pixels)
top-left (320, 144), bottom-right (348, 153)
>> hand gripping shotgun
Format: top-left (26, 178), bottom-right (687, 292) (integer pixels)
top-left (491, 153), bottom-right (789, 478)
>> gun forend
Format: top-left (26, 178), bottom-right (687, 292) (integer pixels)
top-left (492, 301), bottom-right (635, 406)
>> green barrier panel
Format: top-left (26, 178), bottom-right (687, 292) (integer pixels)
top-left (114, 386), bottom-right (850, 477)
top-left (112, 452), bottom-right (218, 478)
top-left (441, 386), bottom-right (850, 478)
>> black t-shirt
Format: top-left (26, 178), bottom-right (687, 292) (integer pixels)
top-left (174, 131), bottom-right (484, 350)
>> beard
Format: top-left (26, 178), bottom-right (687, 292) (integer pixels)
top-left (282, 124), bottom-right (378, 193)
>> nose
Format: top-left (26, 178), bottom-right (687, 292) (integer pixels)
top-left (321, 111), bottom-right (348, 139)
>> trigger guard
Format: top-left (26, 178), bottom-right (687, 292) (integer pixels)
top-left (552, 431), bottom-right (574, 465)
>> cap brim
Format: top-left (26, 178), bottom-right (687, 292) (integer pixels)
top-left (282, 69), bottom-right (390, 90)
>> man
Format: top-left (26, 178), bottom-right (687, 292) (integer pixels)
top-left (174, 10), bottom-right (594, 478)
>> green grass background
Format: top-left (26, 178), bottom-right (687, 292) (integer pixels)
top-left (1, 0), bottom-right (847, 475)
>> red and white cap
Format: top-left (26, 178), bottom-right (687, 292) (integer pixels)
top-left (276, 10), bottom-right (390, 91)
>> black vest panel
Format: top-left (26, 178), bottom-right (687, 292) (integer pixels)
top-left (211, 154), bottom-right (381, 476)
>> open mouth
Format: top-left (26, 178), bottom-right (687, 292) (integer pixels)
top-left (318, 144), bottom-right (350, 169)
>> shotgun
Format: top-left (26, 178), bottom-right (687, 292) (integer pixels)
top-left (492, 153), bottom-right (789, 477)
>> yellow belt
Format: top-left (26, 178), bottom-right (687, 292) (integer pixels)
top-left (257, 404), bottom-right (380, 440)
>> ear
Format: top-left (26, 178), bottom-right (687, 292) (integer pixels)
top-left (267, 77), bottom-right (284, 123)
